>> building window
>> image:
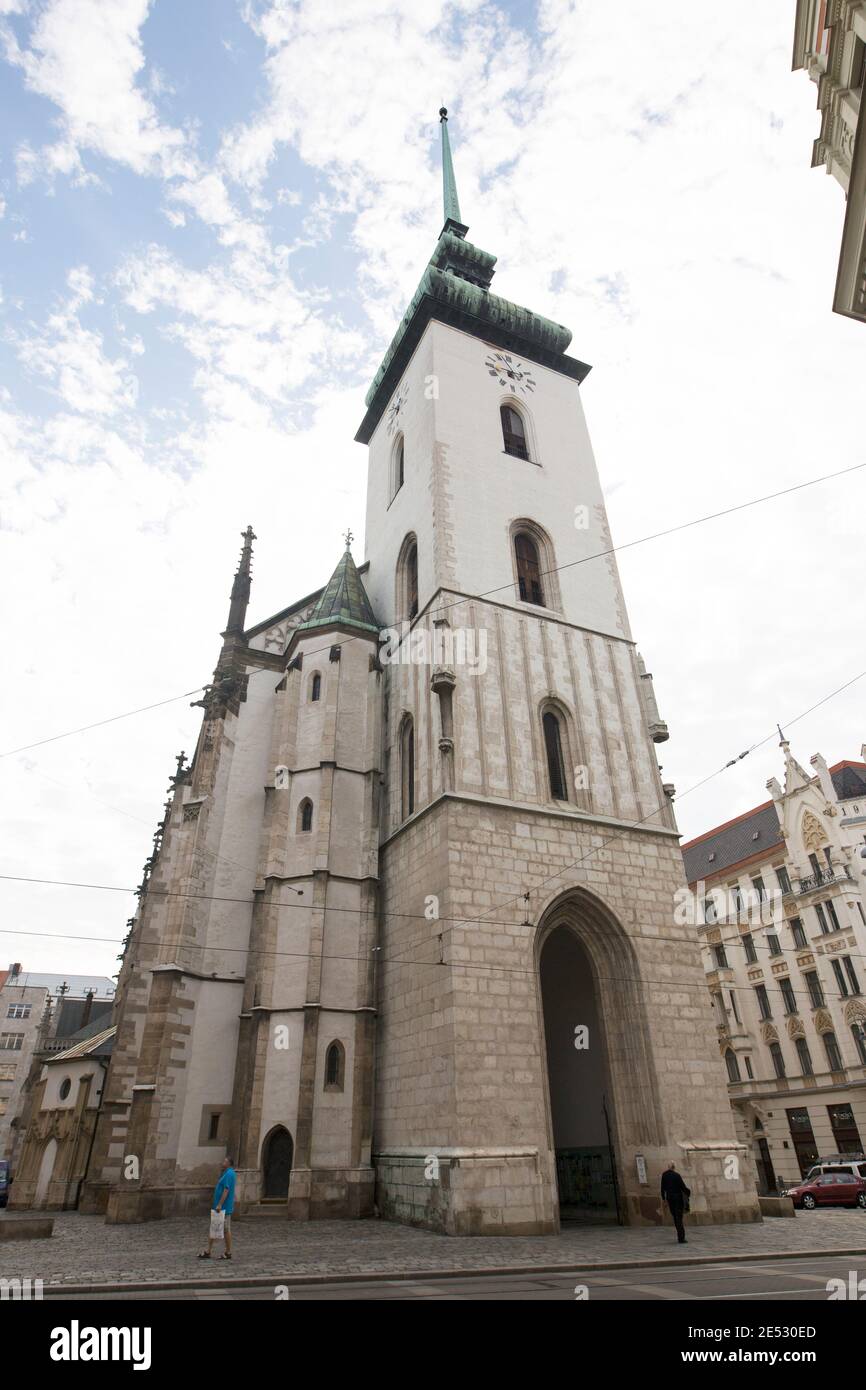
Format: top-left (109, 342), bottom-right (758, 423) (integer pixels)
top-left (795, 1037), bottom-right (814, 1076)
top-left (755, 984), bottom-right (772, 1020)
top-left (6, 1004), bottom-right (31, 1020)
top-left (324, 1040), bottom-right (345, 1091)
top-left (744, 1055), bottom-right (754, 1079)
top-left (826, 899), bottom-right (841, 932)
top-left (804, 970), bottom-right (825, 1010)
top-left (822, 1032), bottom-right (844, 1073)
top-left (400, 715), bottom-right (415, 820)
top-left (704, 894), bottom-right (719, 926)
top-left (298, 798), bottom-right (314, 833)
top-left (852, 1024), bottom-right (866, 1065)
top-left (396, 533), bottom-right (419, 623)
top-left (776, 866), bottom-right (792, 895)
top-left (729, 989), bottom-right (740, 1024)
top-left (843, 956), bottom-right (861, 995)
top-left (58, 1078), bottom-right (72, 1101)
top-left (713, 944), bottom-right (729, 970)
top-left (790, 917), bottom-right (807, 949)
top-left (731, 884), bottom-right (744, 918)
top-left (828, 1101), bottom-right (862, 1153)
top-left (310, 672), bottom-right (321, 702)
top-left (779, 976), bottom-right (797, 1015)
top-left (0, 1034), bottom-right (24, 1051)
top-left (514, 532), bottom-right (544, 605)
top-left (725, 1050), bottom-right (741, 1083)
top-left (751, 876), bottom-right (767, 903)
top-left (390, 434), bottom-right (405, 500)
top-left (208, 1112), bottom-right (221, 1141)
top-left (501, 403), bottom-right (529, 460)
top-left (786, 1107), bottom-right (817, 1176)
top-left (542, 710), bottom-right (568, 802)
top-left (743, 933), bottom-right (757, 964)
top-left (769, 1042), bottom-right (786, 1079)
top-left (831, 959), bottom-right (849, 998)
top-left (857, 902), bottom-right (865, 926)
top-left (814, 902), bottom-right (829, 934)
top-left (766, 933), bottom-right (782, 957)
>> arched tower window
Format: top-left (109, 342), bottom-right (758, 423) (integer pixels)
top-left (298, 798), bottom-right (313, 833)
top-left (324, 1040), bottom-right (345, 1091)
top-left (501, 404), bottom-right (529, 460)
top-left (400, 715), bottom-right (415, 820)
top-left (514, 532), bottom-right (544, 606)
top-left (396, 533), bottom-right (419, 623)
top-left (310, 672), bottom-right (321, 702)
top-left (542, 709), bottom-right (568, 802)
top-left (390, 434), bottom-right (405, 501)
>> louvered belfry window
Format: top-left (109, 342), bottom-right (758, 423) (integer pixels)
top-left (515, 533), bottom-right (544, 605)
top-left (501, 404), bottom-right (528, 459)
top-left (543, 711), bottom-right (568, 801)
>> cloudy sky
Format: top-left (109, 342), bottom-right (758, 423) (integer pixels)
top-left (1, 0), bottom-right (864, 982)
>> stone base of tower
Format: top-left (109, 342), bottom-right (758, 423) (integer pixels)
top-left (373, 1148), bottom-right (557, 1235)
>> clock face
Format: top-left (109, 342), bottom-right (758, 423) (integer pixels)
top-left (386, 382), bottom-right (408, 435)
top-left (484, 351), bottom-right (536, 394)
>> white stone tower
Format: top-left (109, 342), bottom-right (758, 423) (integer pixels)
top-left (358, 109), bottom-right (761, 1233)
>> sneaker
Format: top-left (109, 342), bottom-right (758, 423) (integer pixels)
top-left (220, 1252), bottom-right (232, 1260)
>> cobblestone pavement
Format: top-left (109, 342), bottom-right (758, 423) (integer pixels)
top-left (1, 1209), bottom-right (865, 1289)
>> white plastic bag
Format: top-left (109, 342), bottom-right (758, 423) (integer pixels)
top-left (209, 1208), bottom-right (225, 1241)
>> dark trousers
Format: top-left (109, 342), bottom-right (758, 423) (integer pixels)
top-left (668, 1198), bottom-right (686, 1242)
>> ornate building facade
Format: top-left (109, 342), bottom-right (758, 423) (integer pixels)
top-left (22, 114), bottom-right (759, 1232)
top-left (793, 0), bottom-right (866, 321)
top-left (684, 742), bottom-right (866, 1193)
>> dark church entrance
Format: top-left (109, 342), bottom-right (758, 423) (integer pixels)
top-left (262, 1126), bottom-right (294, 1199)
top-left (540, 924), bottom-right (619, 1223)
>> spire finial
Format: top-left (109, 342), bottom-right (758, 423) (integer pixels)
top-left (343, 527), bottom-right (354, 552)
top-left (225, 524), bottom-right (257, 634)
top-left (439, 104), bottom-right (466, 237)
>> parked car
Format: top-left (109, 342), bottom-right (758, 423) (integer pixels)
top-left (0, 1160), bottom-right (10, 1208)
top-left (804, 1155), bottom-right (866, 1182)
top-left (786, 1171), bottom-right (866, 1211)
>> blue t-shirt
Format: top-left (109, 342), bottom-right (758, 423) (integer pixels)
top-left (213, 1167), bottom-right (236, 1214)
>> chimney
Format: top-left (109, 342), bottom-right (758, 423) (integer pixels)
top-left (9, 962), bottom-right (21, 979)
top-left (81, 990), bottom-right (94, 1027)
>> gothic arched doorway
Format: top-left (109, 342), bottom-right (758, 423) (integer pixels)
top-left (35, 1137), bottom-right (58, 1208)
top-left (540, 926), bottom-right (618, 1222)
top-left (537, 890), bottom-right (664, 1226)
top-left (262, 1126), bottom-right (293, 1199)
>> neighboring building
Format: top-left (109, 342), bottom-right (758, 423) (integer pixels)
top-left (50, 111), bottom-right (758, 1235)
top-left (793, 1), bottom-right (866, 321)
top-left (0, 965), bottom-right (115, 1171)
top-left (683, 742), bottom-right (866, 1193)
top-left (9, 1023), bottom-right (115, 1210)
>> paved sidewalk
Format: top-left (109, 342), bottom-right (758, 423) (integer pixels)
top-left (2, 1207), bottom-right (866, 1290)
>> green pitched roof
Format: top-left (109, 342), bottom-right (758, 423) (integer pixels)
top-left (297, 548), bottom-right (380, 636)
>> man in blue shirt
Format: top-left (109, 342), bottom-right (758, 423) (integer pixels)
top-left (199, 1156), bottom-right (236, 1260)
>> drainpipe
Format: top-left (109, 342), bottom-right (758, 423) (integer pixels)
top-left (76, 1061), bottom-right (108, 1211)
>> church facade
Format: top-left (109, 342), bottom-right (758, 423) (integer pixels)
top-left (75, 113), bottom-right (760, 1234)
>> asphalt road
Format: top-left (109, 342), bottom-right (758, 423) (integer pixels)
top-left (45, 1253), bottom-right (866, 1300)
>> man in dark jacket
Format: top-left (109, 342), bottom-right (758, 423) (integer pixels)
top-left (660, 1162), bottom-right (690, 1243)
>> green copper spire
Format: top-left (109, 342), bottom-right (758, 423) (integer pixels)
top-left (439, 107), bottom-right (468, 237)
top-left (297, 544), bottom-right (379, 635)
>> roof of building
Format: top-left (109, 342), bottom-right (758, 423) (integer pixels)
top-left (355, 111), bottom-right (590, 445)
top-left (682, 759), bottom-right (866, 885)
top-left (829, 761), bottom-right (866, 800)
top-left (47, 1025), bottom-right (116, 1063)
top-left (296, 546), bottom-right (380, 636)
top-left (51, 995), bottom-right (113, 1039)
top-left (0, 972), bottom-right (116, 996)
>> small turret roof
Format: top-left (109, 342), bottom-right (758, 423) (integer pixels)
top-left (297, 546), bottom-right (380, 636)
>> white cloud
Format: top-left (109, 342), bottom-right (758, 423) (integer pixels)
top-left (12, 274), bottom-right (138, 415)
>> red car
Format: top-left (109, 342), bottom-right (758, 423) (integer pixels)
top-left (786, 1171), bottom-right (866, 1211)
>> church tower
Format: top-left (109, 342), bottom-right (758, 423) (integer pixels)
top-left (360, 111), bottom-right (761, 1233)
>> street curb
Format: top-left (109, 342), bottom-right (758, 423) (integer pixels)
top-left (41, 1245), bottom-right (866, 1297)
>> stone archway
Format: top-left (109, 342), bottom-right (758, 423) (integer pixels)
top-left (536, 888), bottom-right (664, 1225)
top-left (261, 1126), bottom-right (293, 1200)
